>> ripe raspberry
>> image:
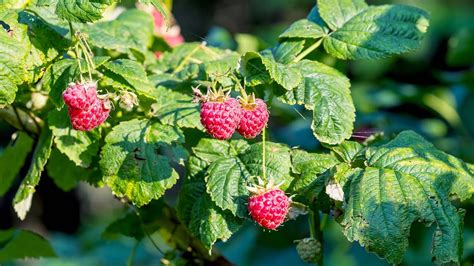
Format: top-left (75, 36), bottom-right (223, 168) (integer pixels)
top-left (248, 187), bottom-right (289, 230)
top-left (62, 82), bottom-right (98, 109)
top-left (237, 96), bottom-right (269, 139)
top-left (68, 97), bottom-right (110, 131)
top-left (63, 82), bottom-right (110, 131)
top-left (295, 238), bottom-right (322, 263)
top-left (198, 92), bottom-right (242, 140)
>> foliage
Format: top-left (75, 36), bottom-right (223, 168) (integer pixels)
top-left (0, 0), bottom-right (473, 265)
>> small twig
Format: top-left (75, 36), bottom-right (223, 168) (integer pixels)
top-left (262, 127), bottom-right (267, 184)
top-left (293, 39), bottom-right (323, 63)
top-left (129, 205), bottom-right (164, 255)
top-left (127, 240), bottom-right (139, 266)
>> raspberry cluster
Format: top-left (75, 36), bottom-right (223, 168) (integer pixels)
top-left (63, 82), bottom-right (110, 131)
top-left (197, 90), bottom-right (269, 140)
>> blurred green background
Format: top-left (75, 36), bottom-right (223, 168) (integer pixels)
top-left (1, 0), bottom-right (474, 265)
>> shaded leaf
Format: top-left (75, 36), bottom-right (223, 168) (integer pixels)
top-left (100, 119), bottom-right (184, 207)
top-left (48, 109), bottom-right (99, 168)
top-left (46, 149), bottom-right (90, 191)
top-left (339, 131), bottom-right (474, 264)
top-left (178, 157), bottom-right (242, 251)
top-left (0, 133), bottom-right (34, 196)
top-left (289, 149), bottom-right (339, 195)
top-left (0, 229), bottom-right (56, 261)
top-left (13, 127), bottom-right (54, 220)
top-left (323, 5), bottom-right (430, 60)
top-left (151, 87), bottom-right (203, 129)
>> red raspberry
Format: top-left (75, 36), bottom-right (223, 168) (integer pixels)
top-left (68, 97), bottom-right (110, 131)
top-left (63, 82), bottom-right (110, 131)
top-left (200, 97), bottom-right (242, 140)
top-left (248, 188), bottom-right (289, 230)
top-left (237, 98), bottom-right (269, 139)
top-left (62, 82), bottom-right (98, 109)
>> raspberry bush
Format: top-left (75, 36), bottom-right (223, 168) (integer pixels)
top-left (1, 0), bottom-right (473, 265)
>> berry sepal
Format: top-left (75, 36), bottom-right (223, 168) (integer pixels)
top-left (247, 178), bottom-right (290, 230)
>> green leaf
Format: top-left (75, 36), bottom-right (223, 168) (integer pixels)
top-left (178, 158), bottom-right (242, 251)
top-left (193, 138), bottom-right (249, 163)
top-left (46, 149), bottom-right (90, 191)
top-left (0, 10), bottom-right (45, 104)
top-left (177, 156), bottom-right (209, 225)
top-left (366, 131), bottom-right (474, 201)
top-left (192, 139), bottom-right (292, 217)
top-left (279, 19), bottom-right (326, 40)
top-left (270, 39), bottom-right (306, 64)
top-left (102, 59), bottom-right (155, 96)
top-left (203, 141), bottom-right (292, 217)
top-left (237, 52), bottom-right (271, 87)
top-left (189, 193), bottom-right (242, 251)
top-left (13, 127), bottom-right (54, 220)
top-left (323, 5), bottom-right (430, 60)
top-left (0, 79), bottom-right (17, 106)
top-left (339, 131), bottom-right (474, 264)
top-left (330, 140), bottom-right (365, 164)
top-left (55, 0), bottom-right (109, 23)
top-left (100, 119), bottom-right (184, 207)
top-left (157, 43), bottom-right (233, 73)
top-left (18, 11), bottom-right (71, 60)
top-left (202, 54), bottom-right (240, 88)
top-left (239, 51), bottom-right (302, 90)
top-left (48, 109), bottom-right (99, 168)
top-left (151, 87), bottom-right (203, 129)
top-left (0, 133), bottom-right (34, 196)
top-left (206, 157), bottom-right (250, 217)
top-left (84, 9), bottom-right (154, 54)
top-left (0, 229), bottom-right (56, 261)
top-left (239, 142), bottom-right (293, 189)
top-left (279, 60), bottom-right (354, 144)
top-left (289, 149), bottom-right (339, 194)
top-left (42, 59), bottom-right (80, 108)
top-left (318, 0), bottom-right (368, 31)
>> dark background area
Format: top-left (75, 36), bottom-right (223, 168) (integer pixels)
top-left (1, 0), bottom-right (474, 265)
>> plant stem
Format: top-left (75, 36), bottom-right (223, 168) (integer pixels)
top-left (320, 213), bottom-right (328, 231)
top-left (127, 240), bottom-right (139, 266)
top-left (293, 39), bottom-right (323, 63)
top-left (262, 127), bottom-right (267, 184)
top-left (308, 210), bottom-right (324, 266)
top-left (69, 22), bottom-right (85, 83)
top-left (130, 206), bottom-right (164, 255)
top-left (173, 44), bottom-right (201, 74)
top-left (77, 39), bottom-right (93, 81)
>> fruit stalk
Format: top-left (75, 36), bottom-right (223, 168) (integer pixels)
top-left (262, 126), bottom-right (267, 184)
top-left (308, 210), bottom-right (324, 266)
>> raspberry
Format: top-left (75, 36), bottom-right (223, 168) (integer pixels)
top-left (63, 82), bottom-right (110, 131)
top-left (237, 96), bottom-right (269, 139)
top-left (68, 97), bottom-right (110, 131)
top-left (199, 95), bottom-right (242, 140)
top-left (295, 238), bottom-right (322, 263)
top-left (62, 82), bottom-right (98, 109)
top-left (248, 187), bottom-right (289, 230)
